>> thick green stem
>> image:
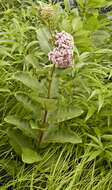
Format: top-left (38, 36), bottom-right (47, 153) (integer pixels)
top-left (37, 64), bottom-right (55, 149)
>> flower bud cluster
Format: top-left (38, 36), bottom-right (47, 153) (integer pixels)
top-left (40, 6), bottom-right (54, 20)
top-left (48, 31), bottom-right (74, 68)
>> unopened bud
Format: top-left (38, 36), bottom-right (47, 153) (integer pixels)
top-left (41, 6), bottom-right (54, 20)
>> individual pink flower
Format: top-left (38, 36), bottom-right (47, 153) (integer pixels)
top-left (48, 31), bottom-right (74, 68)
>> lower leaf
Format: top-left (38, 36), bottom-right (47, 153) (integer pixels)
top-left (7, 128), bottom-right (41, 164)
top-left (22, 147), bottom-right (41, 164)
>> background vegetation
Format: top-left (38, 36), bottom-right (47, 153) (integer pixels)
top-left (0, 0), bottom-right (112, 189)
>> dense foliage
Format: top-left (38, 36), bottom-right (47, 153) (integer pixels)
top-left (0, 0), bottom-right (112, 189)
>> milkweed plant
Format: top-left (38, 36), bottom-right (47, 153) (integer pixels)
top-left (4, 0), bottom-right (112, 164)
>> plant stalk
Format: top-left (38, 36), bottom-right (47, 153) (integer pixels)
top-left (48, 21), bottom-right (55, 42)
top-left (37, 64), bottom-right (55, 149)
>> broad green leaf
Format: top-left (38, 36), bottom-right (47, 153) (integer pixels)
top-left (36, 27), bottom-right (51, 53)
top-left (7, 128), bottom-right (34, 155)
top-left (44, 127), bottom-right (82, 144)
top-left (22, 147), bottom-right (41, 164)
top-left (48, 107), bottom-right (83, 123)
top-left (5, 115), bottom-right (39, 138)
top-left (7, 128), bottom-right (41, 163)
top-left (15, 92), bottom-right (42, 114)
top-left (7, 129), bottom-right (22, 155)
top-left (13, 72), bottom-right (42, 92)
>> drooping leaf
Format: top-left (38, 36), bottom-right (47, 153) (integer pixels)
top-left (5, 115), bottom-right (39, 138)
top-left (15, 92), bottom-right (42, 114)
top-left (48, 107), bottom-right (83, 123)
top-left (43, 127), bottom-right (82, 144)
top-left (13, 72), bottom-right (42, 92)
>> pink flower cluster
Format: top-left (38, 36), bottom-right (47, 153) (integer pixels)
top-left (48, 31), bottom-right (74, 68)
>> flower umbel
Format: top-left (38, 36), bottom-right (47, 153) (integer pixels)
top-left (48, 31), bottom-right (74, 68)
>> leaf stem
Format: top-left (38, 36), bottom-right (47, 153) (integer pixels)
top-left (37, 64), bottom-right (55, 149)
